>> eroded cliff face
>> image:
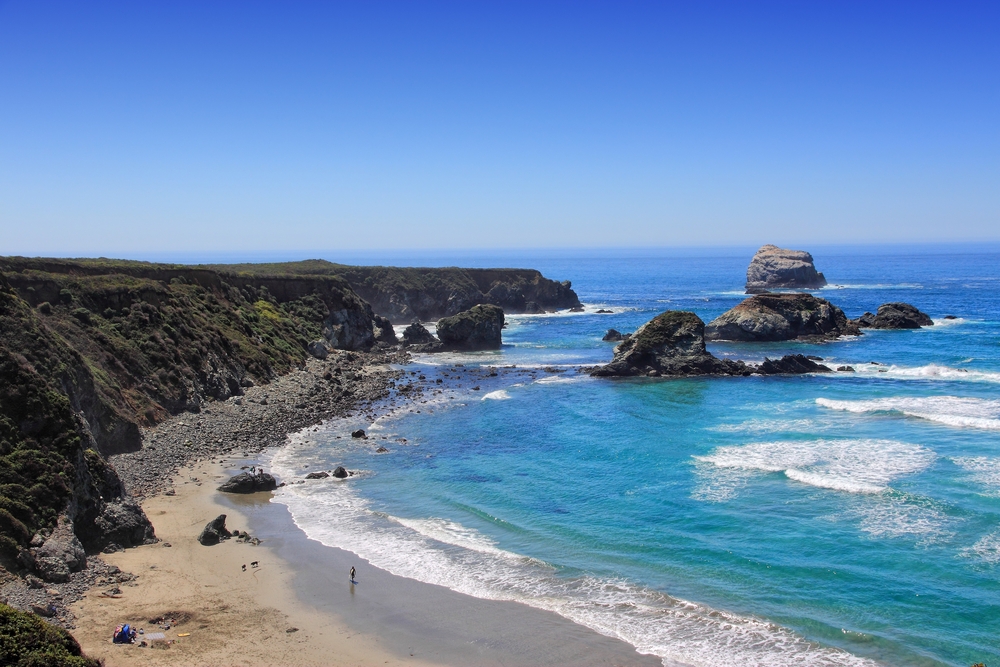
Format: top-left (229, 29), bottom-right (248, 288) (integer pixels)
top-left (0, 258), bottom-right (378, 457)
top-left (0, 275), bottom-right (153, 570)
top-left (337, 267), bottom-right (581, 323)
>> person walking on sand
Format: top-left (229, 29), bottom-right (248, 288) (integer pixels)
top-left (350, 566), bottom-right (356, 582)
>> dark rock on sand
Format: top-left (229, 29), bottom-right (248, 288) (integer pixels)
top-left (853, 303), bottom-right (934, 329)
top-left (602, 328), bottom-right (625, 342)
top-left (19, 516), bottom-right (86, 583)
top-left (705, 293), bottom-right (860, 342)
top-left (591, 311), bottom-right (749, 377)
top-left (757, 354), bottom-right (832, 375)
top-left (305, 471), bottom-right (329, 480)
top-left (332, 466), bottom-right (349, 479)
top-left (436, 304), bottom-right (505, 351)
top-left (745, 244), bottom-right (828, 293)
top-left (217, 472), bottom-right (278, 493)
top-left (197, 514), bottom-right (231, 545)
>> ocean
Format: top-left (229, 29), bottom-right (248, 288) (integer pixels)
top-left (268, 247), bottom-right (1000, 666)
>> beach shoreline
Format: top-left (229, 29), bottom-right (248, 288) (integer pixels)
top-left (69, 352), bottom-right (660, 667)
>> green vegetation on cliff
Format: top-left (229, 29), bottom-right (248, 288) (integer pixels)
top-left (0, 602), bottom-right (100, 667)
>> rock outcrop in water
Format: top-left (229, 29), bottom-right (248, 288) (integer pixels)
top-left (436, 304), bottom-right (505, 351)
top-left (745, 245), bottom-right (827, 293)
top-left (757, 354), bottom-right (833, 375)
top-left (591, 311), bottom-right (750, 377)
top-left (705, 293), bottom-right (860, 342)
top-left (853, 302), bottom-right (934, 329)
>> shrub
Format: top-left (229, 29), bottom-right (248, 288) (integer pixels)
top-left (0, 602), bottom-right (102, 667)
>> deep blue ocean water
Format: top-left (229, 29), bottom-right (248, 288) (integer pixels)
top-left (270, 248), bottom-right (1000, 667)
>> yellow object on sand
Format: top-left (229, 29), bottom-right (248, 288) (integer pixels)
top-left (177, 633), bottom-right (191, 637)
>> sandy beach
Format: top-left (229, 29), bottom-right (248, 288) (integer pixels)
top-left (70, 397), bottom-right (660, 667)
top-left (70, 459), bottom-right (437, 667)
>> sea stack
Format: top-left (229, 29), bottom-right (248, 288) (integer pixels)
top-left (591, 310), bottom-right (749, 377)
top-left (705, 293), bottom-right (860, 342)
top-left (745, 245), bottom-right (827, 293)
top-left (436, 304), bottom-right (505, 350)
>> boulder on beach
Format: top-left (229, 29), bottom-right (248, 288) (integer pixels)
top-left (351, 429), bottom-right (366, 439)
top-left (756, 354), bottom-right (832, 375)
top-left (436, 304), bottom-right (505, 350)
top-left (853, 302), bottom-right (934, 329)
top-left (198, 514), bottom-right (231, 545)
top-left (217, 472), bottom-right (278, 494)
top-left (18, 516), bottom-right (86, 583)
top-left (305, 471), bottom-right (329, 480)
top-left (332, 466), bottom-right (350, 479)
top-left (745, 245), bottom-right (827, 293)
top-left (307, 340), bottom-right (329, 359)
top-left (591, 311), bottom-right (750, 377)
top-left (705, 293), bottom-right (860, 342)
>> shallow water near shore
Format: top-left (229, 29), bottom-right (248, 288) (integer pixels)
top-left (271, 248), bottom-right (1000, 667)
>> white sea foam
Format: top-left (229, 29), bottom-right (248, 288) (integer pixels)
top-left (854, 497), bottom-right (952, 543)
top-left (534, 375), bottom-right (584, 385)
top-left (951, 457), bottom-right (1000, 495)
top-left (932, 317), bottom-right (966, 326)
top-left (482, 389), bottom-right (512, 401)
top-left (961, 530), bottom-right (1000, 565)
top-left (851, 363), bottom-right (1000, 384)
top-left (694, 439), bottom-right (934, 496)
top-left (816, 396), bottom-right (1000, 430)
top-left (709, 418), bottom-right (825, 434)
top-left (265, 456), bottom-right (880, 667)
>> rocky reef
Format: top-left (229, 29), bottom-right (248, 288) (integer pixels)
top-left (436, 304), bottom-right (505, 351)
top-left (705, 293), bottom-right (860, 342)
top-left (853, 302), bottom-right (934, 329)
top-left (757, 354), bottom-right (832, 375)
top-left (591, 311), bottom-right (750, 377)
top-left (745, 245), bottom-right (827, 293)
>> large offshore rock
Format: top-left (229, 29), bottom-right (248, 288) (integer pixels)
top-left (745, 245), bottom-right (827, 293)
top-left (436, 304), bottom-right (505, 351)
top-left (217, 472), bottom-right (278, 494)
top-left (591, 311), bottom-right (749, 377)
top-left (854, 302), bottom-right (934, 329)
top-left (705, 293), bottom-right (860, 342)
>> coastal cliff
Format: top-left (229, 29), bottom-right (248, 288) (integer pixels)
top-left (202, 259), bottom-right (583, 323)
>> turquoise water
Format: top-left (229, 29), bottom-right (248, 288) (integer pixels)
top-left (271, 249), bottom-right (1000, 666)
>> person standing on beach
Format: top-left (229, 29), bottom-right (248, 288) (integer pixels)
top-left (350, 566), bottom-right (356, 582)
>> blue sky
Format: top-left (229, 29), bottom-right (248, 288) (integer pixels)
top-left (1, 1), bottom-right (998, 255)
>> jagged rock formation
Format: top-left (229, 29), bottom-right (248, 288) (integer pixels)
top-left (705, 293), bottom-right (860, 342)
top-left (602, 329), bottom-right (626, 342)
top-left (218, 472), bottom-right (278, 494)
top-left (436, 304), bottom-right (505, 351)
top-left (853, 302), bottom-right (934, 329)
top-left (745, 245), bottom-right (827, 293)
top-left (372, 314), bottom-right (398, 344)
top-left (591, 311), bottom-right (750, 377)
top-left (757, 355), bottom-right (832, 375)
top-left (17, 516), bottom-right (86, 583)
